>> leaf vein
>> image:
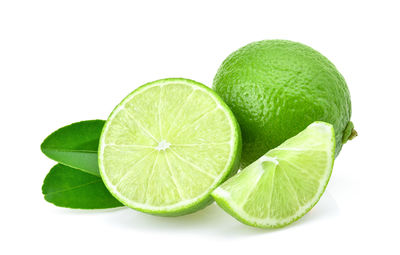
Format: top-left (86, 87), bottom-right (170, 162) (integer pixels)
top-left (44, 179), bottom-right (102, 196)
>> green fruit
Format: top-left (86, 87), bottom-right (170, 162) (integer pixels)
top-left (212, 121), bottom-right (335, 228)
top-left (98, 78), bottom-right (241, 216)
top-left (213, 40), bottom-right (354, 168)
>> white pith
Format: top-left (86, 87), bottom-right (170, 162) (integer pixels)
top-left (98, 79), bottom-right (238, 213)
top-left (259, 155), bottom-right (279, 165)
top-left (155, 140), bottom-right (171, 151)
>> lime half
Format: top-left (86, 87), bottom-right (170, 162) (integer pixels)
top-left (212, 122), bottom-right (335, 228)
top-left (99, 78), bottom-right (241, 216)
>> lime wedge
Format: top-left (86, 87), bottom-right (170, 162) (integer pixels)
top-left (98, 78), bottom-right (241, 216)
top-left (211, 122), bottom-right (335, 228)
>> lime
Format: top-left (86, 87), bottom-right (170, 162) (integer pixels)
top-left (212, 121), bottom-right (335, 228)
top-left (98, 78), bottom-right (241, 216)
top-left (213, 39), bottom-right (354, 168)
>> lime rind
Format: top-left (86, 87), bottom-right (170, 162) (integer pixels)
top-left (212, 121), bottom-right (335, 228)
top-left (99, 78), bottom-right (241, 216)
top-left (213, 40), bottom-right (352, 168)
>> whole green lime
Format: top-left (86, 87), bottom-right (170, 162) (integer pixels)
top-left (213, 40), bottom-right (355, 168)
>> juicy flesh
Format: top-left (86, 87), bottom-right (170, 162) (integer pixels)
top-left (101, 82), bottom-right (235, 209)
top-left (213, 122), bottom-right (334, 226)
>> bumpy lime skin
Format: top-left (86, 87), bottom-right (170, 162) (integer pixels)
top-left (213, 40), bottom-right (352, 168)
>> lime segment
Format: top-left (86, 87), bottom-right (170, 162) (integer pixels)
top-left (99, 78), bottom-right (241, 216)
top-left (211, 121), bottom-right (335, 228)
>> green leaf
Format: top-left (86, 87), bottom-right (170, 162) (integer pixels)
top-left (41, 120), bottom-right (105, 176)
top-left (42, 164), bottom-right (123, 209)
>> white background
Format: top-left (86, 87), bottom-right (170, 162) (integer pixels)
top-left (1, 0), bottom-right (399, 254)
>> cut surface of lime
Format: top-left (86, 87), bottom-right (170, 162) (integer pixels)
top-left (98, 78), bottom-right (241, 216)
top-left (212, 121), bottom-right (335, 228)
